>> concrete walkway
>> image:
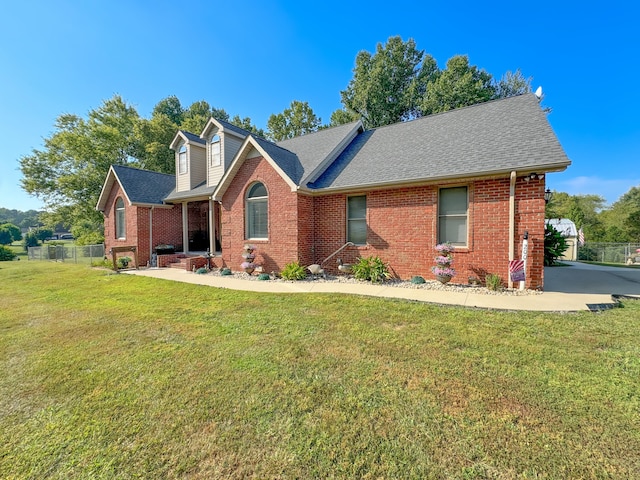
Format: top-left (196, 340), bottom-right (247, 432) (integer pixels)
top-left (122, 267), bottom-right (637, 312)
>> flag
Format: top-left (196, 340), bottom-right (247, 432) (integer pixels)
top-left (578, 228), bottom-right (585, 246)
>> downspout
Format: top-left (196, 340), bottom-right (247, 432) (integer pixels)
top-left (149, 206), bottom-right (154, 266)
top-left (508, 171), bottom-right (516, 289)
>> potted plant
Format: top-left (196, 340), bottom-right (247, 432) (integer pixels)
top-left (432, 243), bottom-right (456, 284)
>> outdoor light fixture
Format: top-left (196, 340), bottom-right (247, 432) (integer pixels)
top-left (523, 172), bottom-right (545, 182)
top-left (544, 188), bottom-right (553, 204)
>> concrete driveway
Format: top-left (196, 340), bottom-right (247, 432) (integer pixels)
top-left (545, 261), bottom-right (640, 296)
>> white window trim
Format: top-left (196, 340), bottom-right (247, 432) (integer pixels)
top-left (347, 195), bottom-right (367, 245)
top-left (210, 135), bottom-right (221, 166)
top-left (115, 197), bottom-right (126, 240)
top-left (438, 186), bottom-right (469, 247)
top-left (178, 144), bottom-right (188, 174)
top-left (245, 182), bottom-right (268, 240)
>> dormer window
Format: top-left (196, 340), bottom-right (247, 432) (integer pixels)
top-left (210, 134), bottom-right (221, 166)
top-left (178, 145), bottom-right (187, 174)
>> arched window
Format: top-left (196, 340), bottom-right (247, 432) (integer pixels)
top-left (178, 144), bottom-right (187, 174)
top-left (210, 134), bottom-right (221, 166)
top-left (246, 182), bottom-right (268, 239)
top-left (115, 197), bottom-right (126, 239)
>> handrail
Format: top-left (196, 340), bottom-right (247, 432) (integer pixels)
top-left (320, 242), bottom-right (354, 267)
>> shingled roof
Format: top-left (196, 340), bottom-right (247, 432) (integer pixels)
top-left (96, 164), bottom-right (175, 211)
top-left (308, 93), bottom-right (570, 190)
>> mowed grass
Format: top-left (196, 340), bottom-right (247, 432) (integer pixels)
top-left (1, 261), bottom-right (639, 479)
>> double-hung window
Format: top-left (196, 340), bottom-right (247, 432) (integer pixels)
top-left (438, 186), bottom-right (468, 246)
top-left (246, 182), bottom-right (268, 239)
top-left (347, 195), bottom-right (367, 245)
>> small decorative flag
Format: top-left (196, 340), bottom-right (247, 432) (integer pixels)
top-left (509, 259), bottom-right (525, 282)
top-left (578, 228), bottom-right (585, 246)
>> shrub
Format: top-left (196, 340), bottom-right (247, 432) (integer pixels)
top-left (544, 224), bottom-right (569, 266)
top-left (0, 245), bottom-right (16, 261)
top-left (22, 231), bottom-right (39, 251)
top-left (485, 273), bottom-right (503, 291)
top-left (280, 261), bottom-right (307, 281)
top-left (352, 256), bottom-right (391, 283)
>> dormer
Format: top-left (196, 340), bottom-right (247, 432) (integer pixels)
top-left (200, 118), bottom-right (250, 188)
top-left (169, 131), bottom-right (206, 193)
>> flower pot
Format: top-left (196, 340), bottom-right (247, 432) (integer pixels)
top-left (244, 267), bottom-right (255, 274)
top-left (435, 274), bottom-right (452, 284)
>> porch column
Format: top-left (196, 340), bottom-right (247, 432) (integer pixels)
top-left (182, 202), bottom-right (189, 253)
top-left (208, 199), bottom-right (215, 253)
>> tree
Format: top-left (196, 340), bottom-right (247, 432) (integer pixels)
top-left (495, 69), bottom-right (532, 98)
top-left (421, 55), bottom-right (495, 115)
top-left (20, 95), bottom-right (142, 243)
top-left (601, 185), bottom-right (640, 242)
top-left (182, 100), bottom-right (229, 134)
top-left (0, 223), bottom-right (22, 244)
top-left (267, 100), bottom-right (322, 141)
top-left (230, 115), bottom-right (266, 138)
top-left (340, 36), bottom-right (438, 128)
top-left (152, 95), bottom-right (184, 125)
top-left (545, 191), bottom-right (607, 242)
top-left (544, 224), bottom-right (569, 266)
top-left (329, 108), bottom-right (360, 127)
top-left (0, 228), bottom-right (13, 245)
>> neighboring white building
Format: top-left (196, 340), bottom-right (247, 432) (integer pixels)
top-left (546, 218), bottom-right (578, 261)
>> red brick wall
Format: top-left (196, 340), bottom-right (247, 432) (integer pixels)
top-left (220, 157), bottom-right (545, 287)
top-left (312, 178), bottom-right (546, 288)
top-left (220, 156), bottom-right (303, 273)
top-left (102, 181), bottom-right (183, 265)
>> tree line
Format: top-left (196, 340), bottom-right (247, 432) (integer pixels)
top-left (15, 36), bottom-right (549, 243)
top-left (546, 187), bottom-right (640, 244)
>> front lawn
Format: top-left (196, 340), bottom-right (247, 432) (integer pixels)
top-left (1, 261), bottom-right (638, 478)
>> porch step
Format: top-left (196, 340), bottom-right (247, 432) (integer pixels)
top-left (169, 258), bottom-right (189, 269)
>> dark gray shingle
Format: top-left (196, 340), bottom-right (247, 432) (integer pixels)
top-left (309, 94), bottom-right (570, 190)
top-left (112, 165), bottom-right (175, 205)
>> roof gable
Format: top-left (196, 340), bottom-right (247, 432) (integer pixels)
top-left (212, 135), bottom-right (299, 200)
top-left (96, 164), bottom-right (175, 211)
top-left (169, 130), bottom-right (206, 150)
top-left (200, 117), bottom-right (252, 140)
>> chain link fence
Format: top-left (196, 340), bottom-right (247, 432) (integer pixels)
top-left (28, 244), bottom-right (105, 264)
top-left (577, 242), bottom-right (640, 264)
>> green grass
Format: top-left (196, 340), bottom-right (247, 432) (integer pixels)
top-left (1, 261), bottom-right (639, 478)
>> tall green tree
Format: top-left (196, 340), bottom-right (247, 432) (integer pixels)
top-left (495, 69), bottom-right (532, 98)
top-left (267, 100), bottom-right (321, 141)
top-left (20, 95), bottom-right (142, 243)
top-left (230, 115), bottom-right (266, 138)
top-left (338, 36), bottom-right (438, 129)
top-left (421, 55), bottom-right (495, 115)
top-left (600, 185), bottom-right (640, 242)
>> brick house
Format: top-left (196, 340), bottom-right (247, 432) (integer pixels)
top-left (97, 93), bottom-right (570, 288)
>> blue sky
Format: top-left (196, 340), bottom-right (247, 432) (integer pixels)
top-left (1, 0), bottom-right (638, 211)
